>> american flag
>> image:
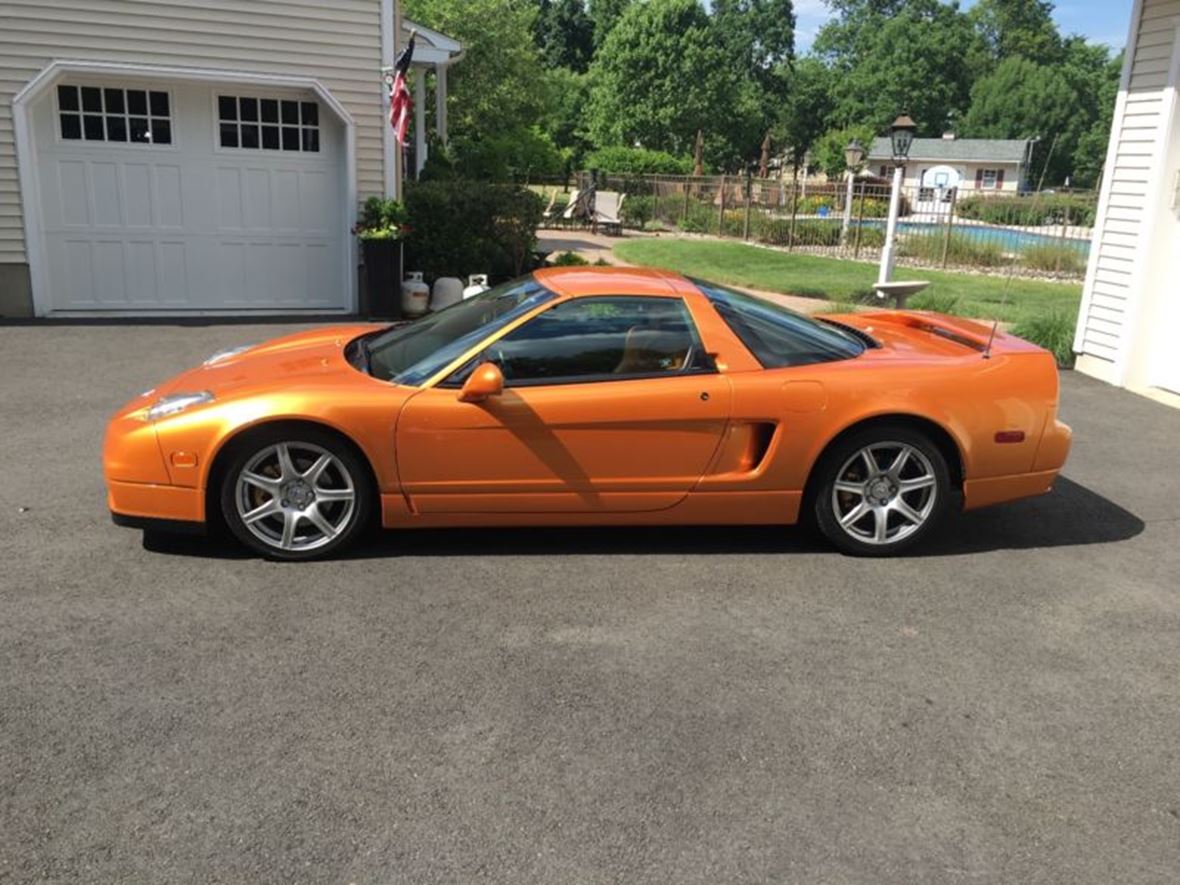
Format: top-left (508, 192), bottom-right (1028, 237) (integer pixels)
top-left (389, 32), bottom-right (415, 148)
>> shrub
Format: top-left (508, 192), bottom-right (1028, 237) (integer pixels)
top-left (851, 225), bottom-right (886, 249)
top-left (756, 219), bottom-right (842, 247)
top-left (621, 195), bottom-right (654, 229)
top-left (676, 199), bottom-right (717, 233)
top-left (900, 231), bottom-right (1005, 267)
top-left (403, 180), bottom-right (544, 281)
top-left (584, 146), bottom-right (696, 175)
top-left (1020, 243), bottom-right (1088, 274)
top-left (354, 196), bottom-right (407, 240)
top-left (450, 126), bottom-right (568, 181)
top-left (1011, 311), bottom-right (1077, 367)
top-left (793, 193), bottom-right (898, 219)
top-left (956, 193), bottom-right (1097, 227)
top-left (550, 251), bottom-right (589, 266)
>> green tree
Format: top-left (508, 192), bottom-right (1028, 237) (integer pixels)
top-left (774, 57), bottom-right (835, 172)
top-left (825, 0), bottom-right (979, 135)
top-left (585, 0), bottom-right (760, 166)
top-left (404, 0), bottom-right (550, 140)
top-left (711, 0), bottom-right (797, 86)
top-left (539, 66), bottom-right (593, 163)
top-left (589, 0), bottom-right (633, 46)
top-left (1070, 50), bottom-right (1122, 187)
top-left (535, 0), bottom-right (595, 72)
top-left (811, 124), bottom-right (877, 178)
top-left (960, 55), bottom-right (1083, 183)
top-left (969, 0), bottom-right (1063, 65)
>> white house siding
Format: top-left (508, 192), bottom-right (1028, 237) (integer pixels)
top-left (0, 0), bottom-right (386, 267)
top-left (902, 163), bottom-right (1022, 193)
top-left (1075, 0), bottom-right (1180, 371)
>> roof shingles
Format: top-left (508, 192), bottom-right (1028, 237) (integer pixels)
top-left (867, 137), bottom-right (1031, 164)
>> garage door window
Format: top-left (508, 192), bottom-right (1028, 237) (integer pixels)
top-left (57, 85), bottom-right (172, 145)
top-left (217, 95), bottom-right (320, 153)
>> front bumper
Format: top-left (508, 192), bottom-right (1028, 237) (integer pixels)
top-left (107, 479), bottom-right (205, 525)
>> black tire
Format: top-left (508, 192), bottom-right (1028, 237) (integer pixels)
top-left (812, 424), bottom-right (951, 557)
top-left (219, 426), bottom-right (373, 561)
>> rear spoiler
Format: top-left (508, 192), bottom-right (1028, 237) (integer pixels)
top-left (854, 310), bottom-right (1042, 356)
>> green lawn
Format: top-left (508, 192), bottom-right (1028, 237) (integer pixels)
top-left (613, 239), bottom-right (1082, 326)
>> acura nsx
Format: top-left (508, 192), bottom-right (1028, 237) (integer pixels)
top-left (104, 267), bottom-right (1071, 559)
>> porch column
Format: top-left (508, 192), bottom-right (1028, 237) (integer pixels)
top-left (414, 69), bottom-right (427, 176)
top-left (435, 62), bottom-right (448, 145)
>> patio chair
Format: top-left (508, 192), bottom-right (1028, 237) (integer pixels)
top-left (560, 188), bottom-right (584, 227)
top-left (540, 188), bottom-right (559, 226)
top-left (593, 191), bottom-right (626, 235)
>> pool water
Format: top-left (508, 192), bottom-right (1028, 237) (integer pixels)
top-left (857, 220), bottom-right (1091, 255)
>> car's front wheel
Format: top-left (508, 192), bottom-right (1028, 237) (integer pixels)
top-left (220, 428), bottom-right (372, 560)
top-left (813, 425), bottom-right (951, 556)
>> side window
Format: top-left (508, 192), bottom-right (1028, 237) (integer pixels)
top-left (468, 296), bottom-right (707, 386)
top-left (57, 85), bottom-right (172, 145)
top-left (217, 95), bottom-right (320, 152)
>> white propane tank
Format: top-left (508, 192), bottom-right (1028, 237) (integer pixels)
top-left (401, 272), bottom-right (430, 317)
top-left (462, 274), bottom-right (490, 299)
top-left (431, 276), bottom-right (464, 311)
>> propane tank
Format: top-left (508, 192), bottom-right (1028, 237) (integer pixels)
top-left (462, 274), bottom-right (490, 299)
top-left (431, 276), bottom-right (464, 311)
top-left (400, 271), bottom-right (430, 317)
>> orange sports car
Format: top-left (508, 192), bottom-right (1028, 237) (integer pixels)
top-left (104, 267), bottom-right (1071, 559)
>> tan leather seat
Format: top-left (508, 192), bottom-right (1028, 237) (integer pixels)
top-left (614, 326), bottom-right (691, 375)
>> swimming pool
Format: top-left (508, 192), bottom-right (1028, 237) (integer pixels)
top-left (858, 220), bottom-right (1091, 255)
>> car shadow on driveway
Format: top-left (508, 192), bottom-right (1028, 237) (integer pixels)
top-left (141, 476), bottom-right (1143, 561)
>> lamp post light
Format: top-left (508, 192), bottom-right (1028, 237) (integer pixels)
top-left (878, 112), bottom-right (916, 285)
top-left (841, 138), bottom-right (865, 245)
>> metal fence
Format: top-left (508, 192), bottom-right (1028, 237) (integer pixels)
top-left (534, 172), bottom-right (1096, 280)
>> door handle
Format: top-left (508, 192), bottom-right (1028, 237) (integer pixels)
top-left (700, 391), bottom-right (710, 402)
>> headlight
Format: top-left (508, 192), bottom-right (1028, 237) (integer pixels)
top-left (203, 344), bottom-right (254, 365)
top-left (146, 391), bottom-right (214, 421)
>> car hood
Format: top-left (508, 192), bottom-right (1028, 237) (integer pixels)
top-left (150, 324), bottom-right (382, 400)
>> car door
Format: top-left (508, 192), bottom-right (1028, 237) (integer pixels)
top-left (396, 295), bottom-right (732, 513)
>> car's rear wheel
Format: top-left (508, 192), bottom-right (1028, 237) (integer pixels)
top-left (813, 425), bottom-right (951, 556)
top-left (220, 428), bottom-right (372, 561)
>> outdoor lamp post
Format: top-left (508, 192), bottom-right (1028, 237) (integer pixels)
top-left (878, 113), bottom-right (916, 285)
top-left (841, 138), bottom-right (865, 245)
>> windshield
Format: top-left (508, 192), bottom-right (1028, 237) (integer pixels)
top-left (692, 279), bottom-right (865, 367)
top-left (367, 277), bottom-right (556, 384)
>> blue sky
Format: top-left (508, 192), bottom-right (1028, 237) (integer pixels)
top-left (793, 0), bottom-right (1135, 54)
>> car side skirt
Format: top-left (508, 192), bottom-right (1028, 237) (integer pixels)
top-left (962, 470), bottom-right (1060, 511)
top-left (381, 490), bottom-right (801, 528)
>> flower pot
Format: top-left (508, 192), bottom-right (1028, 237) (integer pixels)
top-left (360, 239), bottom-right (403, 319)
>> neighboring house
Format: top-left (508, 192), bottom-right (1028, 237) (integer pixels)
top-left (1073, 0), bottom-right (1180, 403)
top-left (0, 1), bottom-right (460, 318)
top-left (867, 136), bottom-right (1035, 196)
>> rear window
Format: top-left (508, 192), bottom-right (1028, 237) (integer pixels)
top-left (693, 279), bottom-right (865, 367)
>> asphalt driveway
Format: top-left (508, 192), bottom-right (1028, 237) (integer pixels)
top-left (1, 322), bottom-right (1177, 884)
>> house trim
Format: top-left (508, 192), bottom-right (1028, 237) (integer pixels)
top-left (380, 0), bottom-right (397, 198)
top-left (1121, 22), bottom-right (1180, 389)
top-left (12, 59), bottom-right (358, 316)
top-left (1072, 0), bottom-right (1148, 368)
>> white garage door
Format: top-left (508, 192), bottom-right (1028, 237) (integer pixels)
top-left (32, 78), bottom-right (348, 314)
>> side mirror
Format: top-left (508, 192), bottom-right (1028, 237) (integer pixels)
top-left (458, 362), bottom-right (504, 403)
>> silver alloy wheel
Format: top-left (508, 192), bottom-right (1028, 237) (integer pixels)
top-left (234, 442), bottom-right (356, 553)
top-left (831, 442), bottom-right (938, 546)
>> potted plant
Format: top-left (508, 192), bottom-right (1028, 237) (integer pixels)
top-left (354, 196), bottom-right (408, 318)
